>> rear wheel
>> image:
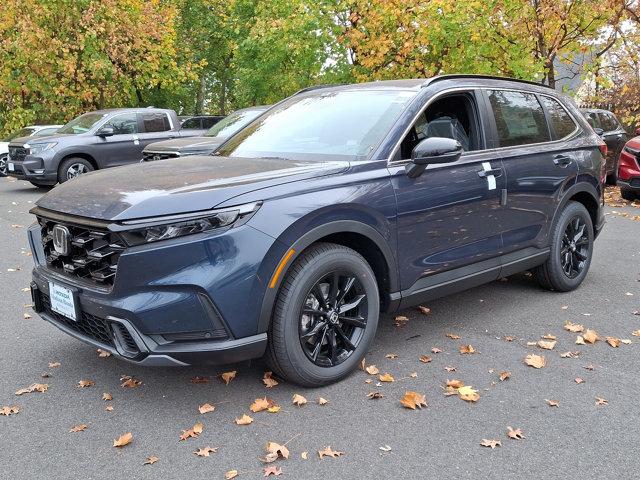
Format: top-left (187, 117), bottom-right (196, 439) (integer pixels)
top-left (621, 188), bottom-right (637, 202)
top-left (266, 243), bottom-right (379, 387)
top-left (58, 157), bottom-right (94, 183)
top-left (536, 201), bottom-right (593, 292)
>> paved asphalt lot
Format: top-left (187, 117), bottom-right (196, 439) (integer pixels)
top-left (1, 176), bottom-right (639, 480)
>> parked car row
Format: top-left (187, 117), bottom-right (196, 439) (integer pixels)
top-left (24, 75), bottom-right (608, 386)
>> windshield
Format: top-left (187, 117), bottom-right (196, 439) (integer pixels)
top-left (4, 128), bottom-right (36, 141)
top-left (58, 112), bottom-right (107, 134)
top-left (217, 90), bottom-right (415, 161)
top-left (205, 109), bottom-right (264, 138)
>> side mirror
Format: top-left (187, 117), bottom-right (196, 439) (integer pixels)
top-left (635, 127), bottom-right (640, 136)
top-left (96, 125), bottom-right (115, 137)
top-left (406, 137), bottom-right (462, 178)
top-left (593, 127), bottom-right (605, 137)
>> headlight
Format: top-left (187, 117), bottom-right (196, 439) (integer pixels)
top-left (26, 142), bottom-right (57, 154)
top-left (119, 202), bottom-right (261, 245)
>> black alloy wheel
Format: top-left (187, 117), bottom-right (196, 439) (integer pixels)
top-left (298, 271), bottom-right (367, 367)
top-left (560, 216), bottom-right (590, 279)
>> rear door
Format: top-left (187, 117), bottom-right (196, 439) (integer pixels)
top-left (95, 112), bottom-right (140, 167)
top-left (484, 89), bottom-right (579, 258)
top-left (137, 112), bottom-right (175, 154)
top-left (389, 89), bottom-right (506, 298)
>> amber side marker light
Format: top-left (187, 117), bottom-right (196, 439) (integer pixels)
top-left (269, 249), bottom-right (296, 288)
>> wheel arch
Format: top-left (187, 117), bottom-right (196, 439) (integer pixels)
top-left (555, 182), bottom-right (601, 232)
top-left (58, 153), bottom-right (99, 172)
top-left (256, 220), bottom-right (400, 334)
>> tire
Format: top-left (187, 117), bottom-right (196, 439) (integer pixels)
top-left (29, 181), bottom-right (52, 189)
top-left (58, 157), bottom-right (94, 183)
top-left (0, 154), bottom-right (7, 177)
top-left (621, 188), bottom-right (637, 202)
top-left (535, 201), bottom-right (594, 292)
top-left (265, 242), bottom-right (379, 387)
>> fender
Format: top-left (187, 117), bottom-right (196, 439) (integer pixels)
top-left (52, 149), bottom-right (98, 170)
top-left (551, 179), bottom-right (602, 233)
top-left (256, 220), bottom-right (400, 334)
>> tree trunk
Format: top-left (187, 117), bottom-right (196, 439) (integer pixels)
top-left (546, 58), bottom-right (556, 89)
top-left (196, 75), bottom-right (206, 115)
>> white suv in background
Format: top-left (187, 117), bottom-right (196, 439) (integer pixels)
top-left (0, 125), bottom-right (61, 176)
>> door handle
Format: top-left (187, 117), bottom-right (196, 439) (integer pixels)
top-left (553, 155), bottom-right (572, 167)
top-left (477, 168), bottom-right (502, 178)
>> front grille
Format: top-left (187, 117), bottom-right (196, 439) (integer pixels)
top-left (9, 146), bottom-right (28, 162)
top-left (41, 293), bottom-right (114, 347)
top-left (38, 216), bottom-right (126, 287)
top-left (142, 151), bottom-right (179, 162)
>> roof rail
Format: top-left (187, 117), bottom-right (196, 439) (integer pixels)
top-left (294, 83), bottom-right (344, 95)
top-left (422, 74), bottom-right (553, 90)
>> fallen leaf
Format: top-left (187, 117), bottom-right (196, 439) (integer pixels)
top-left (365, 365), bottom-right (379, 375)
top-left (431, 347), bottom-right (442, 354)
top-left (394, 315), bottom-right (409, 327)
top-left (263, 372), bottom-right (278, 388)
top-left (583, 364), bottom-right (595, 371)
top-left (458, 385), bottom-right (480, 402)
top-left (575, 377), bottom-right (585, 384)
top-left (301, 451), bottom-right (308, 460)
top-left (503, 336), bottom-right (516, 342)
top-left (194, 446), bottom-right (218, 457)
top-left (266, 442), bottom-right (290, 459)
top-left (545, 399), bottom-right (559, 407)
top-left (199, 403), bottom-right (216, 414)
top-left (446, 333), bottom-right (461, 340)
top-left (409, 372), bottom-right (418, 378)
top-left (378, 373), bottom-right (394, 382)
top-left (120, 376), bottom-right (142, 388)
top-left (113, 432), bottom-right (133, 448)
top-left (97, 349), bottom-right (111, 358)
top-left (235, 414), bottom-right (253, 425)
top-left (583, 329), bottom-right (599, 344)
top-left (575, 336), bottom-right (585, 345)
top-left (595, 397), bottom-right (608, 406)
top-left (250, 398), bottom-right (270, 413)
top-left (318, 446), bottom-right (344, 459)
top-left (70, 424), bottom-right (87, 433)
top-left (191, 376), bottom-right (209, 384)
top-left (459, 344), bottom-right (476, 354)
top-left (625, 292), bottom-right (634, 296)
top-left (318, 397), bottom-right (329, 405)
top-left (48, 362), bottom-right (61, 368)
top-left (537, 340), bottom-right (557, 350)
top-left (41, 372), bottom-right (50, 378)
top-left (541, 334), bottom-right (557, 340)
top-left (605, 337), bottom-right (621, 348)
top-left (180, 422), bottom-right (204, 440)
top-left (560, 351), bottom-right (580, 358)
top-left (263, 466), bottom-right (283, 477)
top-left (77, 380), bottom-right (95, 388)
top-left (0, 406), bottom-right (20, 416)
top-left (419, 355), bottom-right (432, 363)
top-left (499, 371), bottom-right (511, 381)
top-left (564, 321), bottom-right (584, 333)
top-left (506, 426), bottom-right (524, 439)
top-left (561, 305), bottom-right (569, 310)
top-left (225, 470), bottom-right (239, 479)
top-left (400, 391), bottom-right (427, 409)
top-left (445, 366), bottom-right (457, 372)
top-left (447, 379), bottom-right (464, 389)
top-left (480, 439), bottom-right (501, 449)
top-left (292, 394), bottom-right (307, 406)
top-left (144, 456), bottom-right (159, 465)
top-left (367, 391), bottom-right (383, 399)
top-left (418, 305), bottom-right (431, 315)
top-left (267, 405), bottom-right (281, 413)
top-left (106, 405), bottom-right (114, 412)
top-left (379, 445), bottom-right (392, 452)
top-left (385, 353), bottom-right (398, 359)
top-left (524, 354), bottom-right (546, 369)
top-left (23, 312), bottom-right (31, 319)
top-left (102, 392), bottom-right (112, 401)
top-left (221, 371), bottom-right (236, 385)
top-left (15, 383), bottom-right (48, 395)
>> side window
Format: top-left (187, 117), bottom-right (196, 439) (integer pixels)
top-left (201, 117), bottom-right (219, 129)
top-left (139, 113), bottom-right (171, 133)
top-left (181, 118), bottom-right (199, 129)
top-left (598, 113), bottom-right (618, 132)
top-left (539, 96), bottom-right (577, 140)
top-left (488, 90), bottom-right (550, 147)
top-left (397, 92), bottom-right (482, 160)
top-left (104, 113), bottom-right (138, 135)
top-left (584, 112), bottom-right (600, 129)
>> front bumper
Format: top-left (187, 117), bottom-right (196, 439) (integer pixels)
top-left (7, 153), bottom-right (57, 184)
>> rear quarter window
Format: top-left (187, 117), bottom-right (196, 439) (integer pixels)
top-left (598, 112), bottom-right (619, 132)
top-left (539, 96), bottom-right (578, 140)
top-left (139, 113), bottom-right (171, 133)
top-left (488, 90), bottom-right (550, 147)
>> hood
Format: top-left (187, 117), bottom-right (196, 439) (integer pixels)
top-left (10, 133), bottom-right (75, 146)
top-left (36, 155), bottom-right (348, 221)
top-left (627, 137), bottom-right (640, 149)
top-left (144, 136), bottom-right (222, 153)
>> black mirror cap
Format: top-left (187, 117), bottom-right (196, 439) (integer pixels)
top-left (593, 127), bottom-right (605, 137)
top-left (406, 137), bottom-right (463, 178)
top-left (97, 126), bottom-right (115, 137)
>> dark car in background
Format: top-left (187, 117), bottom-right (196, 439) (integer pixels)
top-left (27, 76), bottom-right (604, 386)
top-left (180, 115), bottom-right (224, 130)
top-left (618, 136), bottom-right (640, 200)
top-left (6, 108), bottom-right (202, 187)
top-left (581, 108), bottom-right (628, 184)
top-left (142, 106), bottom-right (269, 161)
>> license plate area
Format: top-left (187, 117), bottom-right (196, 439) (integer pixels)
top-left (8, 162), bottom-right (14, 172)
top-left (49, 281), bottom-right (78, 321)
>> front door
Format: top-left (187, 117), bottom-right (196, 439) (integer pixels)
top-left (389, 90), bottom-right (505, 301)
top-left (96, 113), bottom-right (141, 167)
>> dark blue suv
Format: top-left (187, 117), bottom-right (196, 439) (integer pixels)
top-left (28, 75), bottom-right (606, 386)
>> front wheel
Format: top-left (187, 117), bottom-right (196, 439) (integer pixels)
top-left (266, 243), bottom-right (379, 387)
top-left (535, 201), bottom-right (594, 292)
top-left (58, 157), bottom-right (94, 183)
top-left (621, 188), bottom-right (637, 202)
top-left (0, 154), bottom-right (7, 177)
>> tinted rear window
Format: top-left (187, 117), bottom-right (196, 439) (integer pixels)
top-left (181, 118), bottom-right (200, 129)
top-left (139, 113), bottom-right (171, 132)
top-left (488, 90), bottom-right (550, 147)
top-left (539, 96), bottom-right (577, 140)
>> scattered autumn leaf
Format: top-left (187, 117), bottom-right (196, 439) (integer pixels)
top-left (541, 334), bottom-right (557, 340)
top-left (0, 406), bottom-right (20, 416)
top-left (506, 426), bottom-right (524, 440)
top-left (194, 446), bottom-right (218, 457)
top-left (605, 337), bottom-right (621, 348)
top-left (221, 371), bottom-right (236, 385)
top-left (445, 366), bottom-right (457, 372)
top-left (70, 424), bottom-right (87, 433)
top-left (583, 329), bottom-right (599, 344)
top-left (97, 349), bottom-right (111, 358)
top-left (400, 391), bottom-right (427, 410)
top-left (102, 392), bottom-right (112, 401)
top-left (458, 385), bottom-right (480, 402)
top-left (113, 432), bottom-right (133, 448)
top-left (560, 351), bottom-right (580, 358)
top-left (77, 380), bottom-right (95, 388)
top-left (394, 315), bottom-right (409, 327)
top-left (225, 470), bottom-right (239, 479)
top-left (106, 405), bottom-right (114, 412)
top-left (263, 466), bottom-right (283, 477)
top-left (180, 422), bottom-right (204, 440)
top-left (575, 336), bottom-right (586, 345)
top-left (595, 397), bottom-right (608, 406)
top-left (263, 372), bottom-right (278, 388)
top-left (235, 414), bottom-right (253, 425)
top-left (431, 347), bottom-right (442, 353)
top-left (633, 330), bottom-right (640, 337)
top-left (545, 399), bottom-right (559, 407)
top-left (15, 383), bottom-right (48, 395)
top-left (250, 398), bottom-right (270, 413)
top-left (301, 451), bottom-right (308, 459)
top-left (499, 371), bottom-right (511, 381)
top-left (23, 312), bottom-right (31, 319)
top-left (120, 376), bottom-right (142, 388)
top-left (537, 340), bottom-right (557, 350)
top-left (524, 354), bottom-right (546, 369)
top-left (419, 355), bottom-right (432, 363)
top-left (367, 391), bottom-right (383, 399)
top-left (378, 373), bottom-right (394, 382)
top-left (385, 353), bottom-right (398, 359)
top-left (318, 397), bottom-right (329, 405)
top-left (267, 405), bottom-right (281, 413)
top-left (503, 336), bottom-right (516, 342)
top-left (48, 362), bottom-right (60, 368)
top-left (446, 333), bottom-right (461, 340)
top-left (318, 446), bottom-right (344, 459)
top-left (292, 394), bottom-right (307, 406)
top-left (575, 377), bottom-right (585, 384)
top-left (480, 439), bottom-right (501, 449)
top-left (365, 365), bottom-right (379, 375)
top-left (459, 344), bottom-right (476, 354)
top-left (564, 321), bottom-right (584, 333)
top-left (266, 442), bottom-right (290, 459)
top-left (199, 403), bottom-right (216, 414)
top-left (418, 305), bottom-right (431, 315)
top-left (144, 456), bottom-right (159, 465)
